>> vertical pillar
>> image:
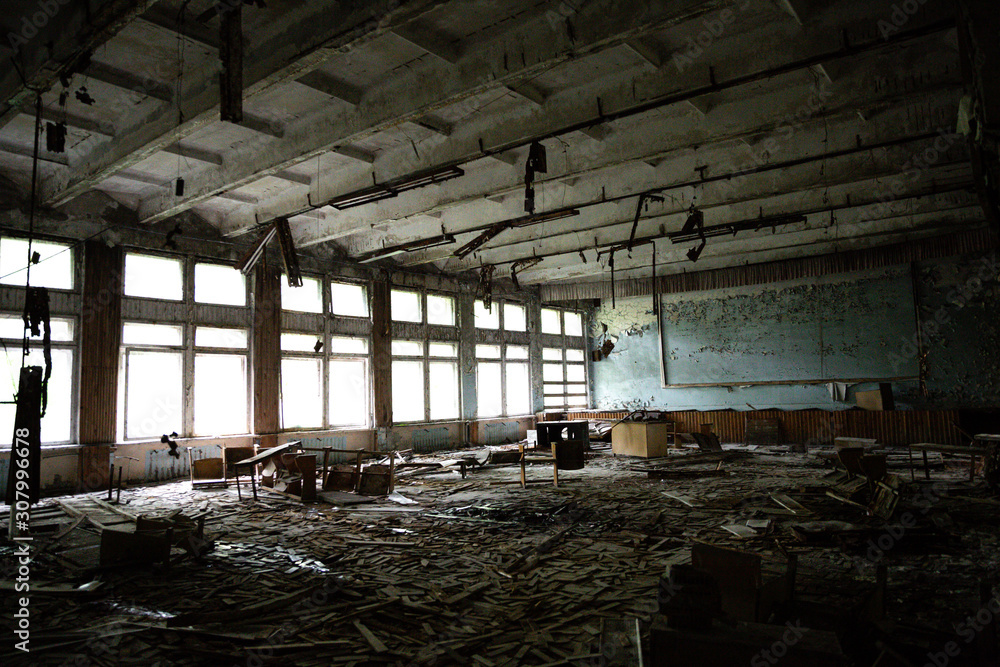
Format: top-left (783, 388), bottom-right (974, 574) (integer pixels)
top-left (459, 289), bottom-right (477, 421)
top-left (77, 241), bottom-right (123, 492)
top-left (371, 277), bottom-right (392, 429)
top-left (253, 261), bottom-right (281, 449)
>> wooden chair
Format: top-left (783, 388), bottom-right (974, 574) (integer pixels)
top-left (519, 443), bottom-right (559, 488)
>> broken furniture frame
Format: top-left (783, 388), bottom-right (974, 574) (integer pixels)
top-left (229, 442), bottom-right (296, 500)
top-left (519, 443), bottom-right (559, 487)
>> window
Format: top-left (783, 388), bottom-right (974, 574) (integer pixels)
top-left (195, 263), bottom-right (246, 306)
top-left (0, 315), bottom-right (75, 444)
top-left (0, 238), bottom-right (74, 290)
top-left (330, 281), bottom-right (368, 318)
top-left (280, 333), bottom-right (323, 429)
top-left (541, 308), bottom-right (562, 334)
top-left (476, 344), bottom-right (530, 417)
top-left (503, 303), bottom-right (526, 332)
top-left (474, 300), bottom-right (499, 329)
top-left (391, 340), bottom-right (424, 422)
top-left (193, 327), bottom-right (248, 436)
top-left (329, 336), bottom-right (369, 427)
top-left (125, 253), bottom-right (183, 300)
top-left (119, 323), bottom-right (184, 440)
top-left (282, 276), bottom-right (323, 313)
top-left (565, 311), bottom-right (583, 337)
top-left (391, 337), bottom-right (459, 422)
top-left (427, 294), bottom-right (455, 326)
top-left (543, 347), bottom-right (588, 408)
top-left (391, 289), bottom-right (422, 322)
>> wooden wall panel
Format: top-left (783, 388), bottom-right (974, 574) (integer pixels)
top-left (77, 241), bottom-right (123, 490)
top-left (567, 409), bottom-right (962, 447)
top-left (253, 262), bottom-right (281, 448)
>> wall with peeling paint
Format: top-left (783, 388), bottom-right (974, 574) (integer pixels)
top-left (589, 253), bottom-right (1000, 412)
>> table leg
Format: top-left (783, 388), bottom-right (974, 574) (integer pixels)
top-left (251, 468), bottom-right (257, 501)
top-left (236, 471), bottom-right (242, 500)
top-left (519, 444), bottom-right (526, 489)
top-left (922, 450), bottom-right (930, 480)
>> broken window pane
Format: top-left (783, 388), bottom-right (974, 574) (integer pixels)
top-left (564, 311), bottom-right (583, 336)
top-left (503, 303), bottom-right (526, 332)
top-left (505, 362), bottom-right (530, 415)
top-left (194, 354), bottom-right (247, 435)
top-left (282, 276), bottom-right (323, 313)
top-left (281, 333), bottom-right (322, 352)
top-left (330, 359), bottom-right (368, 426)
top-left (195, 263), bottom-right (246, 306)
top-left (123, 350), bottom-right (183, 440)
top-left (329, 336), bottom-right (368, 354)
top-left (541, 308), bottom-right (561, 334)
top-left (391, 289), bottom-right (422, 322)
top-left (542, 348), bottom-right (562, 361)
top-left (125, 253), bottom-right (182, 300)
top-left (391, 340), bottom-right (423, 356)
top-left (123, 322), bottom-right (183, 346)
top-left (429, 342), bottom-right (458, 357)
top-left (476, 362), bottom-right (502, 418)
top-left (0, 238), bottom-right (73, 290)
top-left (331, 281), bottom-right (368, 318)
top-left (392, 360), bottom-right (424, 421)
top-left (280, 357), bottom-right (323, 428)
top-left (427, 294), bottom-right (455, 326)
top-left (474, 301), bottom-right (499, 329)
top-left (476, 344), bottom-right (501, 359)
top-left (0, 348), bottom-right (73, 444)
top-left (429, 361), bottom-right (459, 420)
top-left (565, 349), bottom-right (585, 362)
top-left (195, 327), bottom-right (247, 349)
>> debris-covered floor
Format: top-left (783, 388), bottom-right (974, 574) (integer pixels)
top-left (3, 444), bottom-right (999, 666)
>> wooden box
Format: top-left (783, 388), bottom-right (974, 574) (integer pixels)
top-left (611, 422), bottom-right (674, 458)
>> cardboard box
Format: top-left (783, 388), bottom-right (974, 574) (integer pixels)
top-left (611, 422), bottom-right (674, 458)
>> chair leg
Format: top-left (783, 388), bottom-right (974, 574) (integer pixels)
top-left (519, 444), bottom-right (526, 489)
top-left (552, 442), bottom-right (559, 487)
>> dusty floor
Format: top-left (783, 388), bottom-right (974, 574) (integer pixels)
top-left (2, 444), bottom-right (999, 666)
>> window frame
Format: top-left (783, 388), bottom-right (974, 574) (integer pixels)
top-left (540, 308), bottom-right (589, 410)
top-left (0, 312), bottom-right (78, 446)
top-left (192, 325), bottom-right (250, 436)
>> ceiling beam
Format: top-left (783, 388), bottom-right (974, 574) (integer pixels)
top-left (136, 4), bottom-right (220, 50)
top-left (0, 0), bottom-right (161, 129)
top-left (334, 145), bottom-right (377, 164)
top-left (211, 5), bottom-right (958, 241)
top-left (163, 144), bottom-right (223, 166)
top-left (41, 0), bottom-right (456, 207)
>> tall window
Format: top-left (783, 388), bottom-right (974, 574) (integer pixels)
top-left (0, 314), bottom-right (75, 444)
top-left (119, 323), bottom-right (184, 440)
top-left (193, 327), bottom-right (248, 435)
top-left (0, 238), bottom-right (74, 290)
top-left (541, 308), bottom-right (588, 408)
top-left (329, 336), bottom-right (370, 427)
top-left (476, 344), bottom-right (530, 417)
top-left (280, 332), bottom-right (324, 429)
top-left (389, 289), bottom-right (460, 423)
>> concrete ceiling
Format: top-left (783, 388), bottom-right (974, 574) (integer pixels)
top-left (0, 0), bottom-right (983, 287)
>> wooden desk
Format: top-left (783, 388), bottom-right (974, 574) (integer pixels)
top-left (909, 443), bottom-right (986, 482)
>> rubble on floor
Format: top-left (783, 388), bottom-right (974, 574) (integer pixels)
top-left (1, 442), bottom-right (998, 665)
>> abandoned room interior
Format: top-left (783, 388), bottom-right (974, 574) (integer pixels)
top-left (1, 0), bottom-right (1000, 664)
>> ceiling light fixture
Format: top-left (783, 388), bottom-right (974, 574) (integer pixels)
top-left (356, 233), bottom-right (457, 264)
top-left (454, 208), bottom-right (580, 259)
top-left (328, 166), bottom-right (464, 210)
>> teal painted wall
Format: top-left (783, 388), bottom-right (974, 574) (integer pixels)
top-left (589, 253), bottom-right (1000, 412)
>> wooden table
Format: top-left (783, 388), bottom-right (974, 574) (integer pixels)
top-left (909, 443), bottom-right (987, 482)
